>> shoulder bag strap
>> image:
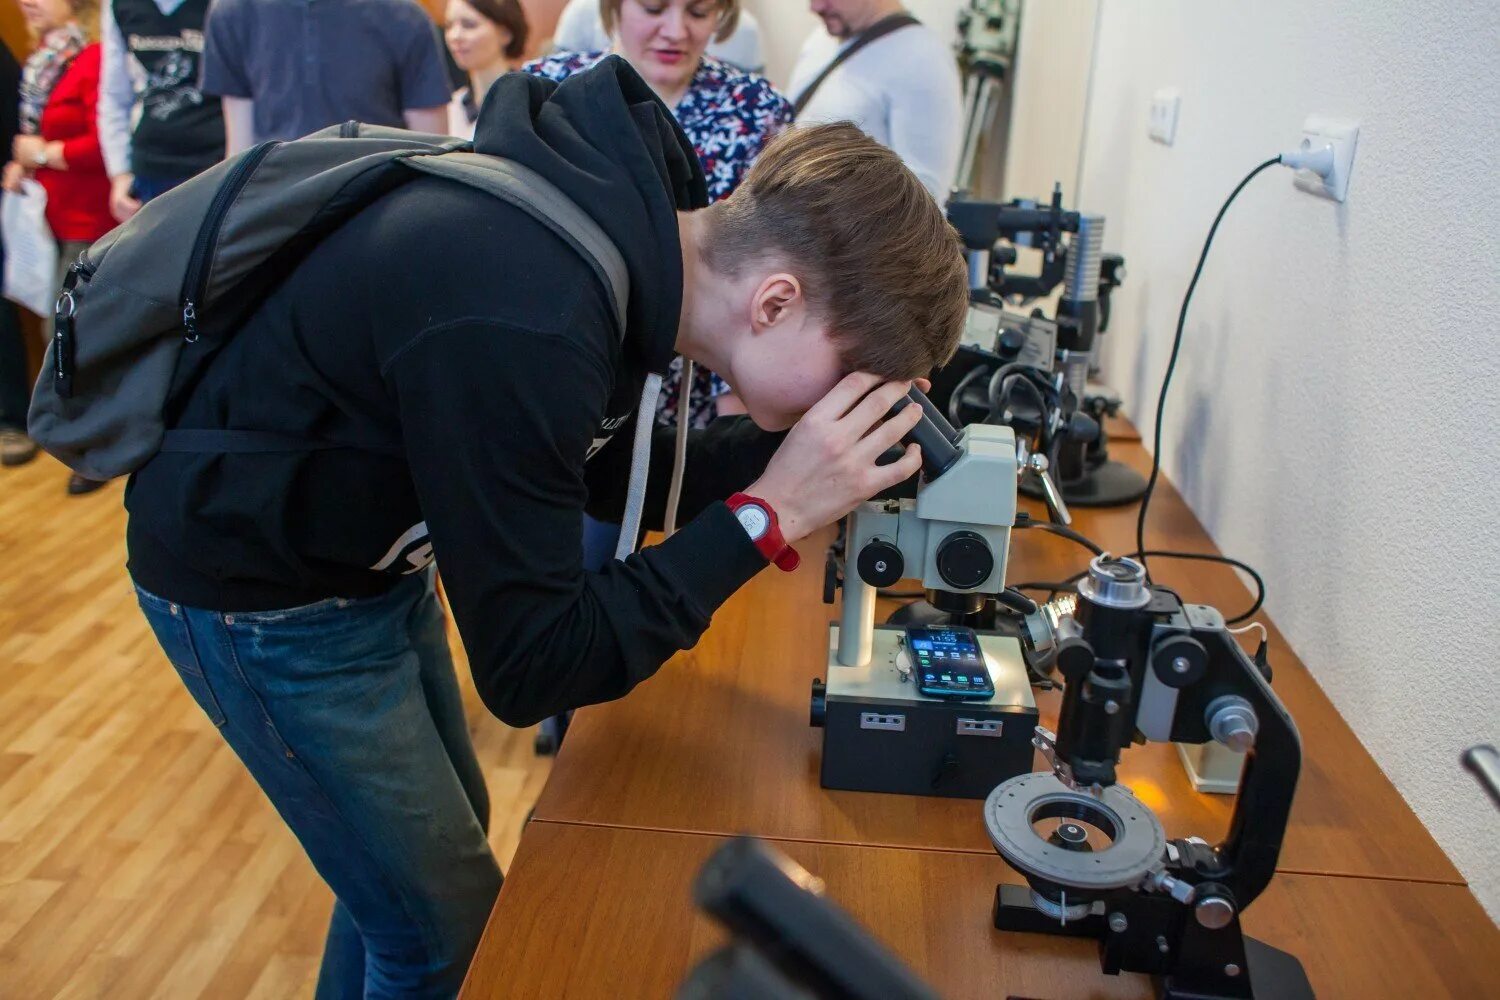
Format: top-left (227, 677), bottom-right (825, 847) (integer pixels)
top-left (791, 12), bottom-right (921, 119)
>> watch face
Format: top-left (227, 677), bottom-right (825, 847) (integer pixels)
top-left (735, 503), bottom-right (770, 540)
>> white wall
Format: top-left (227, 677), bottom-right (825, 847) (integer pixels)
top-left (1058, 1), bottom-right (1499, 916)
top-left (1000, 0), bottom-right (1097, 201)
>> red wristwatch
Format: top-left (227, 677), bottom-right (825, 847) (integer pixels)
top-left (726, 493), bottom-right (800, 572)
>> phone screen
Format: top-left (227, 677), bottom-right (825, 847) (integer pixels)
top-left (906, 626), bottom-right (996, 700)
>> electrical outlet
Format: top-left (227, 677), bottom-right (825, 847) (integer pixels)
top-left (1149, 89), bottom-right (1180, 145)
top-left (1293, 116), bottom-right (1359, 202)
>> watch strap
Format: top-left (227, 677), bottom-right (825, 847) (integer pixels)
top-left (726, 493), bottom-right (800, 572)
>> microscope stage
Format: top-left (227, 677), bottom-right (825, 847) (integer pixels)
top-left (824, 623), bottom-right (1035, 709)
top-left (815, 624), bottom-right (1038, 799)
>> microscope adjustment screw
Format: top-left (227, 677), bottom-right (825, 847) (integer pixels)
top-left (856, 538), bottom-right (904, 589)
top-left (1206, 696), bottom-right (1259, 753)
top-left (1224, 964), bottom-right (1241, 978)
top-left (1156, 935), bottom-right (1170, 954)
top-left (1195, 895), bottom-right (1236, 930)
top-left (1144, 870), bottom-right (1196, 905)
top-left (1107, 912), bottom-right (1128, 933)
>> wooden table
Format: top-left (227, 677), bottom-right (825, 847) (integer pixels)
top-left (530, 439), bottom-right (1460, 884)
top-left (464, 823), bottom-right (1499, 1000)
top-left (463, 434), bottom-right (1493, 998)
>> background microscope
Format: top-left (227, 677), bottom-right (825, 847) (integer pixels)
top-left (935, 185), bottom-right (1143, 511)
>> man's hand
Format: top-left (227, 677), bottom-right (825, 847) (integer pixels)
top-left (110, 174), bottom-right (141, 223)
top-left (747, 374), bottom-right (925, 545)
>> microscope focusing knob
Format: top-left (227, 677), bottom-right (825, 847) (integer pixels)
top-left (809, 679), bottom-right (826, 728)
top-left (1053, 636), bottom-right (1096, 681)
top-left (1151, 635), bottom-right (1208, 688)
top-left (936, 530), bottom-right (994, 590)
top-left (857, 539), bottom-right (905, 589)
top-left (1194, 892), bottom-right (1237, 930)
top-left (1206, 696), bottom-right (1259, 753)
top-left (997, 326), bottom-right (1027, 359)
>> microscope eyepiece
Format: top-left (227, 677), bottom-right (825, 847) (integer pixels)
top-left (888, 387), bottom-right (961, 480)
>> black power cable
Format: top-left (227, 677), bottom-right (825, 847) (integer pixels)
top-left (1135, 156), bottom-right (1283, 581)
top-left (1013, 514), bottom-right (1105, 556)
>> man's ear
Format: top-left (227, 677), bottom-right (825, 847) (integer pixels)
top-left (750, 272), bottom-right (803, 334)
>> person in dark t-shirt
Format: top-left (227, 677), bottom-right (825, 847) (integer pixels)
top-left (97, 0), bottom-right (226, 221)
top-left (201, 0), bottom-right (452, 154)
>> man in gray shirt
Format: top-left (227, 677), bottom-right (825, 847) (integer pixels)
top-left (202, 0), bottom-right (453, 153)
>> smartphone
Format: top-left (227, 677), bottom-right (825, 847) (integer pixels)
top-left (905, 625), bottom-right (996, 700)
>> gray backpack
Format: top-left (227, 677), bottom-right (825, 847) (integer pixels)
top-left (27, 121), bottom-right (629, 481)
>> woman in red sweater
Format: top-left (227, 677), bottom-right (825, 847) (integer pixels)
top-left (4, 0), bottom-right (112, 494)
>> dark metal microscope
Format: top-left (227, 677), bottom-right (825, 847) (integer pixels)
top-left (937, 186), bottom-right (1143, 512)
top-left (986, 554), bottom-right (1314, 998)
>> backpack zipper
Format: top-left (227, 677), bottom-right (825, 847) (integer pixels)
top-left (180, 140), bottom-right (280, 342)
top-left (52, 251), bottom-right (97, 398)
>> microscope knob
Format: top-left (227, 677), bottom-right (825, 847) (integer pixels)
top-left (936, 530), bottom-right (994, 590)
top-left (809, 679), bottom-right (827, 728)
top-left (1151, 635), bottom-right (1208, 688)
top-left (857, 539), bottom-right (905, 589)
top-left (1054, 636), bottom-right (1096, 681)
top-left (1066, 410), bottom-right (1101, 443)
top-left (997, 326), bottom-right (1027, 359)
top-left (1206, 696), bottom-right (1259, 753)
top-left (1195, 892), bottom-right (1237, 930)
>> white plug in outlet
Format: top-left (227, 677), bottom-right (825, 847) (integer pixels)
top-left (1149, 89), bottom-right (1180, 146)
top-left (1292, 116), bottom-right (1359, 202)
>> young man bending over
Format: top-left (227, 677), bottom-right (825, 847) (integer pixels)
top-left (125, 58), bottom-right (968, 998)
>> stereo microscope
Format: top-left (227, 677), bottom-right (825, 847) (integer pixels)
top-left (810, 389), bottom-right (1039, 799)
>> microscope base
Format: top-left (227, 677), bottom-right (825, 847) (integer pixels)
top-left (992, 884), bottom-right (1314, 999)
top-left (813, 625), bottom-right (1037, 799)
top-left (1019, 458), bottom-right (1147, 507)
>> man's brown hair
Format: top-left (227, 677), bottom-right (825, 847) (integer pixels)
top-left (699, 123), bottom-right (968, 380)
top-left (600, 0), bottom-right (741, 44)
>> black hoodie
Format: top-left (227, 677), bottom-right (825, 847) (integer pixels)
top-left (124, 58), bottom-right (781, 725)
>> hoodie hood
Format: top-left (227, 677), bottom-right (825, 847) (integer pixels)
top-left (473, 56), bottom-right (707, 376)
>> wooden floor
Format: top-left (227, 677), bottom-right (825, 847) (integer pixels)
top-left (0, 453), bottom-right (553, 998)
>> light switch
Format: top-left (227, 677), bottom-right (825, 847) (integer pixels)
top-left (1149, 89), bottom-right (1181, 146)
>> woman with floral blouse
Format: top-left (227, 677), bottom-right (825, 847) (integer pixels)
top-left (527, 0), bottom-right (792, 432)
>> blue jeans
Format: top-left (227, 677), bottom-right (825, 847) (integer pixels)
top-left (135, 570), bottom-right (501, 999)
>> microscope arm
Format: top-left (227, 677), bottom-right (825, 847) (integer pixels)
top-left (1188, 629), bottom-right (1302, 910)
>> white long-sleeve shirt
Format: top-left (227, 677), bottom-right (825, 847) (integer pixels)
top-left (787, 21), bottom-right (962, 205)
top-left (98, 0), bottom-right (191, 178)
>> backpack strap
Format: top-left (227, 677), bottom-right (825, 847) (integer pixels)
top-left (159, 149), bottom-right (630, 460)
top-left (402, 152), bottom-right (630, 337)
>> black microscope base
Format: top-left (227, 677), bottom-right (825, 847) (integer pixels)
top-left (992, 884), bottom-right (1314, 1000)
top-left (1020, 459), bottom-right (1148, 507)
